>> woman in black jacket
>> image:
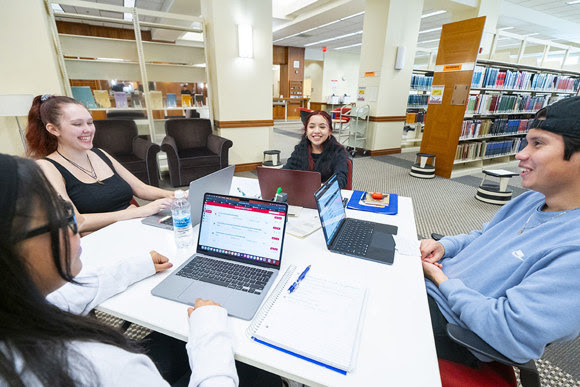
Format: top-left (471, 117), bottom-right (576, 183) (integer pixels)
top-left (284, 110), bottom-right (349, 188)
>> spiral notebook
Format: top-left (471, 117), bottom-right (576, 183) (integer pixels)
top-left (246, 265), bottom-right (366, 374)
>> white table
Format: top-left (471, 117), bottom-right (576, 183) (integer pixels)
top-left (80, 177), bottom-right (441, 386)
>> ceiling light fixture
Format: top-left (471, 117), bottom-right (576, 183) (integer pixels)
top-left (418, 38), bottom-right (440, 44)
top-left (421, 10), bottom-right (446, 19)
top-left (335, 43), bottom-right (362, 50)
top-left (304, 30), bottom-right (363, 47)
top-left (419, 27), bottom-right (442, 34)
top-left (51, 3), bottom-right (64, 13)
top-left (273, 12), bottom-right (365, 43)
top-left (124, 0), bottom-right (135, 21)
top-left (565, 0), bottom-right (580, 4)
top-left (498, 26), bottom-right (515, 31)
top-left (180, 32), bottom-right (203, 41)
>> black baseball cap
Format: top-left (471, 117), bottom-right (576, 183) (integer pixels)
top-left (530, 96), bottom-right (580, 138)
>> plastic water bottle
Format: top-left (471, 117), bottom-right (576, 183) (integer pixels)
top-left (171, 190), bottom-right (193, 248)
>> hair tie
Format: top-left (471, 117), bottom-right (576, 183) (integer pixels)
top-left (40, 94), bottom-right (52, 102)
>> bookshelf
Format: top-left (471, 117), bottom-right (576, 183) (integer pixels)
top-left (419, 17), bottom-right (580, 178)
top-left (454, 60), bottom-right (580, 172)
top-left (402, 71), bottom-right (432, 150)
top-left (47, 1), bottom-right (210, 144)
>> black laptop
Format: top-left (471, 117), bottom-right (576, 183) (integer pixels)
top-left (314, 174), bottom-right (397, 265)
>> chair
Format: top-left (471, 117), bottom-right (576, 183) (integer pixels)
top-left (185, 109), bottom-right (200, 119)
top-left (331, 106), bottom-right (352, 136)
top-left (93, 119), bottom-right (161, 187)
top-left (105, 110), bottom-right (146, 119)
top-left (430, 233), bottom-right (541, 387)
top-left (161, 118), bottom-right (233, 187)
top-left (299, 107), bottom-right (313, 125)
top-left (440, 324), bottom-right (540, 387)
top-left (345, 157), bottom-right (353, 190)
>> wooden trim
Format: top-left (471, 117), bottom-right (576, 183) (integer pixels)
top-left (215, 120), bottom-right (274, 128)
top-left (369, 116), bottom-right (406, 122)
top-left (368, 148), bottom-right (401, 156)
top-left (234, 162), bottom-right (262, 172)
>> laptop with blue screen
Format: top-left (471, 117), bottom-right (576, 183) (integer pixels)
top-left (314, 174), bottom-right (397, 265)
top-left (152, 193), bottom-right (288, 320)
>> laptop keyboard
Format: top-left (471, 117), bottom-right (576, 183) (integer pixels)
top-left (333, 219), bottom-right (374, 256)
top-left (161, 217), bottom-right (173, 226)
top-left (176, 256), bottom-right (273, 294)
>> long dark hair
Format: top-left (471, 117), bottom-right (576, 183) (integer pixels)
top-left (0, 155), bottom-right (140, 386)
top-left (25, 95), bottom-right (85, 159)
top-left (301, 110), bottom-right (346, 170)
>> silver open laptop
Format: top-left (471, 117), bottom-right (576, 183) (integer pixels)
top-left (151, 193), bottom-right (288, 320)
top-left (141, 165), bottom-right (235, 230)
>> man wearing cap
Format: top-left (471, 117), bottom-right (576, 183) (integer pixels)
top-left (420, 96), bottom-right (580, 366)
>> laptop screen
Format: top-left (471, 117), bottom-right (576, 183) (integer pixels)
top-left (314, 175), bottom-right (346, 245)
top-left (197, 193), bottom-right (287, 267)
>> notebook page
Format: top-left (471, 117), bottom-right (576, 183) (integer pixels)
top-left (253, 274), bottom-right (366, 370)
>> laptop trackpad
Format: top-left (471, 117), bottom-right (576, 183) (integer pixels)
top-left (178, 282), bottom-right (233, 306)
top-left (366, 232), bottom-right (396, 264)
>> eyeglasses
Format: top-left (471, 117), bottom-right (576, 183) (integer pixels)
top-left (22, 200), bottom-right (78, 240)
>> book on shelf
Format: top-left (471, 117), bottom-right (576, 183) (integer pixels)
top-left (71, 86), bottom-right (97, 109)
top-left (181, 94), bottom-right (193, 107)
top-left (246, 265), bottom-right (367, 374)
top-left (455, 137), bottom-right (526, 161)
top-left (407, 94), bottom-right (429, 107)
top-left (130, 92), bottom-right (142, 108)
top-left (471, 66), bottom-right (580, 93)
top-left (166, 93), bottom-right (177, 108)
top-left (93, 90), bottom-right (110, 108)
top-left (114, 92), bottom-right (128, 108)
top-left (410, 74), bottom-right (433, 90)
top-left (149, 91), bottom-right (163, 109)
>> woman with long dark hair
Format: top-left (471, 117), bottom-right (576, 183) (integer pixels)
top-left (26, 94), bottom-right (174, 233)
top-left (0, 154), bottom-right (237, 386)
top-left (283, 110), bottom-right (349, 188)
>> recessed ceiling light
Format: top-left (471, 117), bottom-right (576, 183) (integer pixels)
top-left (565, 0), bottom-right (580, 4)
top-left (51, 3), bottom-right (64, 13)
top-left (304, 31), bottom-right (363, 47)
top-left (335, 43), bottom-right (362, 50)
top-left (419, 27), bottom-right (442, 34)
top-left (274, 12), bottom-right (365, 43)
top-left (418, 38), bottom-right (440, 44)
top-left (421, 10), bottom-right (446, 19)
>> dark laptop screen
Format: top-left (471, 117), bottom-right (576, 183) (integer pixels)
top-left (198, 194), bottom-right (287, 266)
top-left (314, 175), bottom-right (346, 245)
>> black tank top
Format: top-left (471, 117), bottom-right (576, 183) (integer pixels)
top-left (44, 148), bottom-right (134, 214)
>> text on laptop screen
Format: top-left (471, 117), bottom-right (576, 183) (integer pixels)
top-left (317, 177), bottom-right (346, 243)
top-left (198, 194), bottom-right (286, 266)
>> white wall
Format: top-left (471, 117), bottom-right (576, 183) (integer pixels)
top-left (0, 1), bottom-right (65, 156)
top-left (304, 60), bottom-right (323, 102)
top-left (321, 51), bottom-right (360, 100)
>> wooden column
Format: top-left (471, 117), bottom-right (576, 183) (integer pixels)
top-left (420, 17), bottom-right (486, 178)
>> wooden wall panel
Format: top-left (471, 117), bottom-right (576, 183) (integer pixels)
top-left (56, 21), bottom-right (152, 41)
top-left (273, 45), bottom-right (288, 65)
top-left (420, 17), bottom-right (486, 178)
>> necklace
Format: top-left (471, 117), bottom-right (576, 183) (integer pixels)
top-left (56, 150), bottom-right (104, 185)
top-left (518, 210), bottom-right (567, 234)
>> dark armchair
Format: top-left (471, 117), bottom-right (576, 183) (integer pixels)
top-left (93, 119), bottom-right (161, 187)
top-left (161, 118), bottom-right (233, 187)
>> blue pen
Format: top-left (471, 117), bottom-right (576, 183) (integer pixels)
top-left (288, 265), bottom-right (311, 293)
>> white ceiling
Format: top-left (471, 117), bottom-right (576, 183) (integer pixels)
top-left (54, 0), bottom-right (580, 54)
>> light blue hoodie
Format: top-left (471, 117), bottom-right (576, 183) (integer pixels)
top-left (426, 191), bottom-right (580, 363)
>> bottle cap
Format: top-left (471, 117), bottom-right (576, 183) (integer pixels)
top-left (174, 190), bottom-right (184, 199)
